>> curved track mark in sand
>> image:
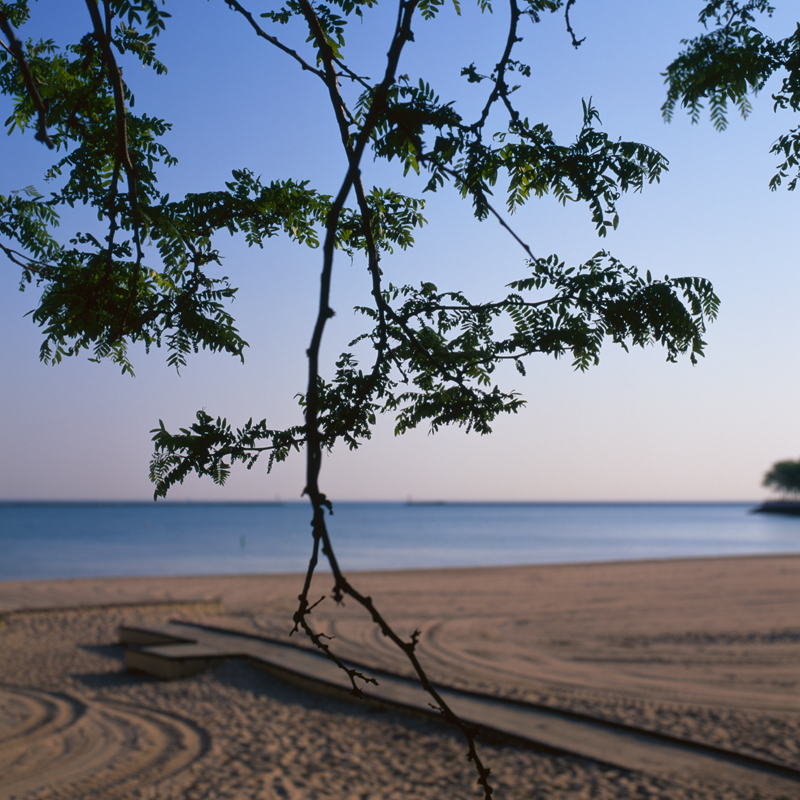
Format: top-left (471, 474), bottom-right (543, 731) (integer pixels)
top-left (0, 687), bottom-right (79, 748)
top-left (0, 686), bottom-right (208, 800)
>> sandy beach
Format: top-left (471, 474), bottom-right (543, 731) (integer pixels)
top-left (1, 554), bottom-right (799, 799)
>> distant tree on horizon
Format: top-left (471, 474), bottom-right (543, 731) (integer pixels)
top-left (763, 459), bottom-right (800, 498)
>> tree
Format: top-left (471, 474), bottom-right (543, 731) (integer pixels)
top-left (763, 459), bottom-right (800, 497)
top-left (0, 1), bottom-right (722, 796)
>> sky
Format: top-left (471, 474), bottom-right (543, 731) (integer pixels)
top-left (1, 0), bottom-right (798, 503)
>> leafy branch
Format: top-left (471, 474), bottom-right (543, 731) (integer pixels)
top-left (0, 6), bottom-right (54, 147)
top-left (663, 1), bottom-right (800, 189)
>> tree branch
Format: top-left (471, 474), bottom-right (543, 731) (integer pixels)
top-left (565, 0), bottom-right (585, 49)
top-left (0, 241), bottom-right (52, 276)
top-left (434, 162), bottom-right (538, 260)
top-left (297, 0), bottom-right (421, 517)
top-left (83, 0), bottom-right (138, 214)
top-left (413, 296), bottom-right (558, 312)
top-left (471, 0), bottom-right (521, 133)
top-left (0, 10), bottom-right (54, 148)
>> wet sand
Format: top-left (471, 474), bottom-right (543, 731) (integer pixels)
top-left (1, 555), bottom-right (799, 799)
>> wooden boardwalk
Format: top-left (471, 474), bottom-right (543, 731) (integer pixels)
top-left (119, 620), bottom-right (800, 796)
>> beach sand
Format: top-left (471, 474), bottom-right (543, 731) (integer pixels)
top-left (1, 555), bottom-right (799, 799)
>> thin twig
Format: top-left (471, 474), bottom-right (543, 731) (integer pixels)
top-left (418, 295), bottom-right (558, 312)
top-left (565, 0), bottom-right (585, 49)
top-left (471, 0), bottom-right (521, 133)
top-left (223, 1), bottom-right (361, 128)
top-left (434, 162), bottom-right (537, 260)
top-left (223, 0), bottom-right (326, 79)
top-left (0, 241), bottom-right (52, 275)
top-left (332, 54), bottom-right (372, 90)
top-left (315, 515), bottom-right (493, 796)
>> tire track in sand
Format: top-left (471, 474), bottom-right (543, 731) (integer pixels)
top-left (0, 686), bottom-right (208, 799)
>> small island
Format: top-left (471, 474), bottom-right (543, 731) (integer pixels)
top-left (752, 499), bottom-right (800, 516)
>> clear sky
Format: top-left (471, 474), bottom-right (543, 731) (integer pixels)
top-left (1, 0), bottom-right (798, 502)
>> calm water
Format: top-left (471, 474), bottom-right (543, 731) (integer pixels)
top-left (1, 501), bottom-right (799, 582)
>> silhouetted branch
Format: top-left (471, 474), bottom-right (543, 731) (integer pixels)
top-left (83, 0), bottom-right (137, 214)
top-left (331, 55), bottom-right (372, 90)
top-left (471, 0), bottom-right (521, 133)
top-left (0, 241), bottom-right (52, 276)
top-left (565, 0), bottom-right (585, 49)
top-left (0, 11), bottom-right (54, 148)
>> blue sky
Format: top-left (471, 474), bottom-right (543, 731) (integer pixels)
top-left (1, 0), bottom-right (798, 501)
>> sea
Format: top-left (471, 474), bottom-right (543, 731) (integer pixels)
top-left (2, 501), bottom-right (800, 582)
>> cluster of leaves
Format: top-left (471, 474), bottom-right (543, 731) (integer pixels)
top-left (150, 411), bottom-right (305, 498)
top-left (150, 252), bottom-right (718, 497)
top-left (0, 185), bottom-right (61, 272)
top-left (0, 3), bottom-right (374, 373)
top-left (663, 0), bottom-right (800, 189)
top-left (375, 254), bottom-right (717, 436)
top-left (1, 0), bottom-right (711, 399)
top-left (0, 0), bottom-right (221, 372)
top-left (763, 458), bottom-right (800, 496)
top-left (364, 80), bottom-right (668, 236)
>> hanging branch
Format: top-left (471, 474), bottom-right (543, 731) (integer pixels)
top-left (0, 241), bottom-right (52, 276)
top-left (295, 0), bottom-right (420, 521)
top-left (288, 0), bottom-right (495, 795)
top-left (219, 4), bottom-right (594, 791)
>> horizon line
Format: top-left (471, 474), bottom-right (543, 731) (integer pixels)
top-left (0, 498), bottom-right (765, 505)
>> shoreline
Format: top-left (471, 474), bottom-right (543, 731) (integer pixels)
top-left (2, 550), bottom-right (800, 612)
top-left (2, 554), bottom-right (800, 798)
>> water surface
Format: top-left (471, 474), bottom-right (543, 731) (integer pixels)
top-left (1, 501), bottom-right (798, 581)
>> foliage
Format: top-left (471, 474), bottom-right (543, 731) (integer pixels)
top-left (763, 459), bottom-right (800, 496)
top-left (1, 1), bottom-right (726, 796)
top-left (663, 0), bottom-right (800, 189)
